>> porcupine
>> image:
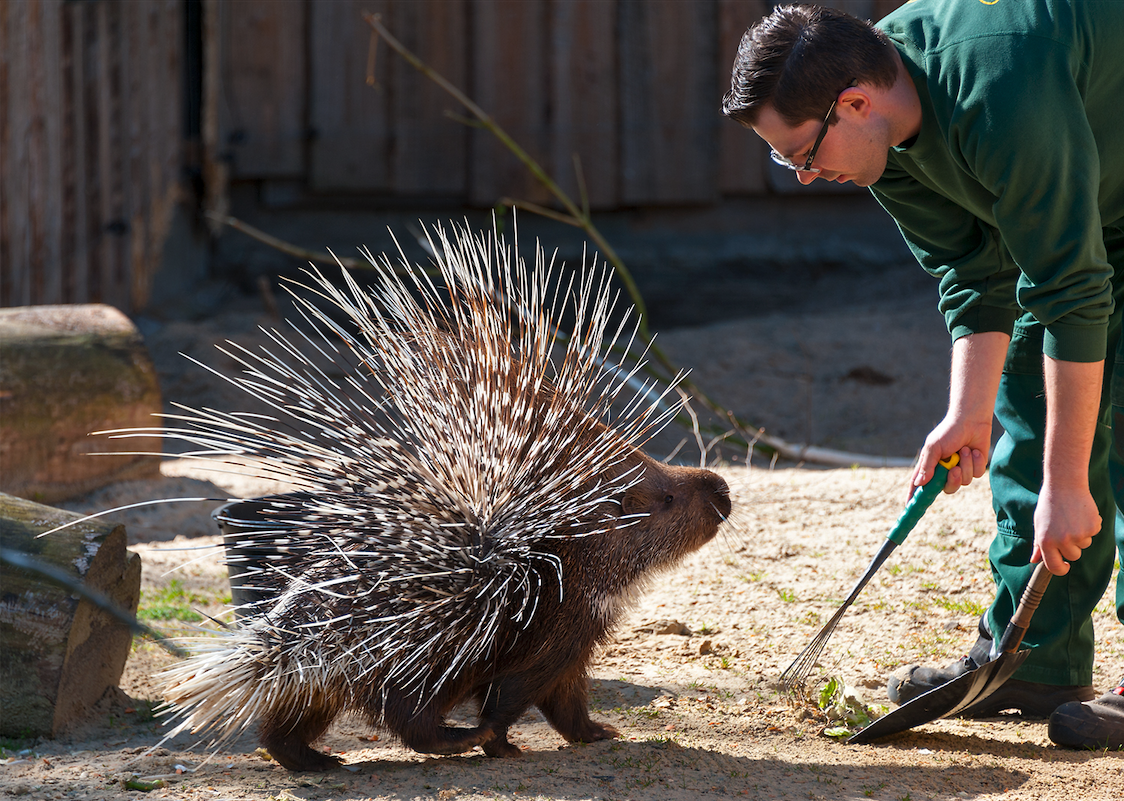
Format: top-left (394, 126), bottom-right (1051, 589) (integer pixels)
top-left (130, 220), bottom-right (730, 771)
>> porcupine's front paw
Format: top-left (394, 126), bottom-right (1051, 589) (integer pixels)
top-left (482, 729), bottom-right (524, 758)
top-left (567, 719), bottom-right (619, 743)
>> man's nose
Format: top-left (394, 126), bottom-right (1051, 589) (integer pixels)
top-left (796, 169), bottom-right (819, 185)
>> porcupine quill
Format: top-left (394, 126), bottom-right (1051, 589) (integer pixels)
top-left (99, 218), bottom-right (696, 755)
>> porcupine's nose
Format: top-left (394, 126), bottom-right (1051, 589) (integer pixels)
top-left (700, 469), bottom-right (732, 520)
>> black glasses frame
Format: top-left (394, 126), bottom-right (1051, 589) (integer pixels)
top-left (769, 82), bottom-right (852, 173)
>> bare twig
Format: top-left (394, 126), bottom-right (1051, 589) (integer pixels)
top-left (0, 546), bottom-right (188, 658)
top-left (207, 213), bottom-right (373, 272)
top-left (205, 12), bottom-right (912, 470)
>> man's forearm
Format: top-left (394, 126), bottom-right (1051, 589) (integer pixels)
top-left (1034, 355), bottom-right (1104, 574)
top-left (948, 332), bottom-right (1009, 428)
top-left (913, 331), bottom-right (1010, 492)
top-left (1042, 357), bottom-right (1103, 491)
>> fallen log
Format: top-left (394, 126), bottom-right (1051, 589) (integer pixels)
top-left (0, 493), bottom-right (142, 738)
top-left (0, 304), bottom-right (163, 503)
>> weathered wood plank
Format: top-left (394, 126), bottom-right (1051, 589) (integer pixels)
top-left (221, 0), bottom-right (307, 179)
top-left (124, 0), bottom-right (181, 311)
top-left (550, 0), bottom-right (618, 210)
top-left (0, 1), bottom-right (11, 306)
top-left (146, 1), bottom-right (183, 310)
top-left (201, 0), bottom-right (229, 230)
top-left (27, 1), bottom-right (65, 304)
top-left (718, 0), bottom-right (768, 196)
top-left (469, 0), bottom-right (551, 207)
top-left (157, 0), bottom-right (184, 296)
top-left (388, 0), bottom-right (469, 197)
top-left (619, 0), bottom-right (719, 205)
top-left (309, 0), bottom-right (392, 192)
top-left (93, 3), bottom-right (113, 307)
top-left (78, 4), bottom-right (105, 304)
top-left (2, 0), bottom-right (33, 306)
top-left (155, 0), bottom-right (184, 216)
top-left (125, 2), bottom-right (151, 310)
top-left (60, 2), bottom-right (90, 305)
top-left (97, 2), bottom-right (129, 311)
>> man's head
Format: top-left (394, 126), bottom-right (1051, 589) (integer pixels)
top-left (722, 3), bottom-right (897, 129)
top-left (722, 3), bottom-right (905, 187)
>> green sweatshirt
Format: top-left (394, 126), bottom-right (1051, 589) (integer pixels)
top-left (873, 0), bottom-right (1124, 362)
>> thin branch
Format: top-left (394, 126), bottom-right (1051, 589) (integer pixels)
top-left (0, 547), bottom-right (188, 658)
top-left (207, 213), bottom-right (372, 272)
top-left (500, 198), bottom-right (585, 228)
top-left (207, 212), bottom-right (436, 278)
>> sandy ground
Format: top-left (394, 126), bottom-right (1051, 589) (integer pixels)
top-left (5, 252), bottom-right (1124, 801)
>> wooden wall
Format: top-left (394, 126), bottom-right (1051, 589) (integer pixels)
top-left (1, 0), bottom-right (183, 313)
top-left (0, 0), bottom-right (900, 313)
top-left (215, 0), bottom-right (901, 209)
top-left (213, 0), bottom-right (769, 206)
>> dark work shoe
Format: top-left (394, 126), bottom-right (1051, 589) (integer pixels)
top-left (959, 679), bottom-right (1095, 719)
top-left (887, 631), bottom-right (993, 706)
top-left (887, 626), bottom-right (1093, 718)
top-left (1049, 681), bottom-right (1124, 750)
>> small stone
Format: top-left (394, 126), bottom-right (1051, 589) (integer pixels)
top-left (635, 619), bottom-right (692, 636)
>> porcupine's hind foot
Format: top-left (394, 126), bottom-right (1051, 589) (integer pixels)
top-left (482, 727), bottom-right (523, 758)
top-left (259, 709), bottom-right (341, 772)
top-left (260, 729), bottom-right (341, 772)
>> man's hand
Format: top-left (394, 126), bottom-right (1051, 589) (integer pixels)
top-left (914, 426), bottom-right (990, 495)
top-left (912, 332), bottom-right (1009, 496)
top-left (1033, 484), bottom-right (1100, 575)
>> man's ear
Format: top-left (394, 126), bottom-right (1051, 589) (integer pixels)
top-left (839, 87), bottom-right (875, 119)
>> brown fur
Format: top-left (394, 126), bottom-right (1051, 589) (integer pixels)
top-left (153, 226), bottom-right (732, 772)
top-left (257, 449), bottom-right (729, 771)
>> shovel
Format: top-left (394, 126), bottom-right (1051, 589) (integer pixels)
top-left (849, 561), bottom-right (1052, 743)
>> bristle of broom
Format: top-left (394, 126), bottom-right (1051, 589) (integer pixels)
top-left (778, 605), bottom-right (849, 701)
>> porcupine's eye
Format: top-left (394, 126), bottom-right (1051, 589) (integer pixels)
top-left (664, 494), bottom-right (674, 505)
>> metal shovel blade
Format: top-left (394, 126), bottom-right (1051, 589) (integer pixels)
top-left (848, 645), bottom-right (1031, 743)
top-left (849, 562), bottom-right (1052, 744)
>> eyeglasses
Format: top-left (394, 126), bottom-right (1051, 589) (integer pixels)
top-left (769, 86), bottom-right (849, 173)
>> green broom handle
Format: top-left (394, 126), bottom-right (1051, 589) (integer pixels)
top-left (886, 453), bottom-right (960, 546)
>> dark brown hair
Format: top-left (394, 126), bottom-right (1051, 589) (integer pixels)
top-left (722, 3), bottom-right (898, 128)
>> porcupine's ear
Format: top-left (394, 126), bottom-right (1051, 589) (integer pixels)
top-left (621, 482), bottom-right (654, 516)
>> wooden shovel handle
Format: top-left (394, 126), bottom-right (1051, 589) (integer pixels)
top-left (1001, 562), bottom-right (1053, 655)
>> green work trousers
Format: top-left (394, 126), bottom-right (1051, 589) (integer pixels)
top-left (986, 228), bottom-right (1124, 686)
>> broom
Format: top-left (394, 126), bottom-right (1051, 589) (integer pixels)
top-left (779, 453), bottom-right (960, 698)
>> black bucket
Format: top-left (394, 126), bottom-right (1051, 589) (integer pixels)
top-left (212, 495), bottom-right (308, 618)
